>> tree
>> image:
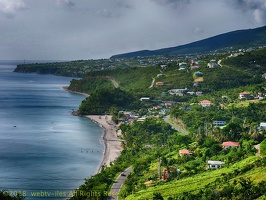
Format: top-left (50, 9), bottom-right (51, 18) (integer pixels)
top-left (153, 192), bottom-right (164, 200)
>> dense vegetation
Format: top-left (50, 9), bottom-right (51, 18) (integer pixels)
top-left (77, 88), bottom-right (141, 115)
top-left (68, 77), bottom-right (114, 94)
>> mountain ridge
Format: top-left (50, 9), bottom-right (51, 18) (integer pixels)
top-left (111, 25), bottom-right (266, 58)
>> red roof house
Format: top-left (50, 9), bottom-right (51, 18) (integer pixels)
top-left (200, 100), bottom-right (212, 107)
top-left (222, 141), bottom-right (239, 149)
top-left (156, 82), bottom-right (164, 86)
top-left (179, 149), bottom-right (192, 156)
top-left (239, 92), bottom-right (250, 99)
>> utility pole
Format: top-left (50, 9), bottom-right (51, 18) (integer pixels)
top-left (158, 157), bottom-right (161, 179)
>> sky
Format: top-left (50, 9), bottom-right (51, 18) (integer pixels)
top-left (0, 0), bottom-right (266, 60)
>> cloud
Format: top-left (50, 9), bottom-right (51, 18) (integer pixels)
top-left (228, 0), bottom-right (266, 24)
top-left (0, 0), bottom-right (25, 18)
top-left (57, 0), bottom-right (75, 8)
top-left (254, 8), bottom-right (266, 24)
top-left (0, 0), bottom-right (265, 60)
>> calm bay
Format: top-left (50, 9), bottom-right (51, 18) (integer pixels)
top-left (0, 65), bottom-right (104, 199)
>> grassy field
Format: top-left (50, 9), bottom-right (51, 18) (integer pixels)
top-left (124, 156), bottom-right (265, 199)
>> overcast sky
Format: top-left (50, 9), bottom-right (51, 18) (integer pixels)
top-left (0, 0), bottom-right (266, 60)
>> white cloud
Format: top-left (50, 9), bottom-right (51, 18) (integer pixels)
top-left (0, 0), bottom-right (25, 18)
top-left (254, 9), bottom-right (265, 24)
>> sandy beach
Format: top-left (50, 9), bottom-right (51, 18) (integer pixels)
top-left (85, 115), bottom-right (122, 172)
top-left (63, 86), bottom-right (90, 97)
top-left (63, 87), bottom-right (121, 172)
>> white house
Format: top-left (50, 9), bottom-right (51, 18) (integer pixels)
top-left (213, 121), bottom-right (226, 127)
top-left (207, 60), bottom-right (219, 68)
top-left (259, 122), bottom-right (266, 130)
top-left (179, 66), bottom-right (186, 71)
top-left (207, 160), bottom-right (225, 169)
top-left (168, 88), bottom-right (188, 96)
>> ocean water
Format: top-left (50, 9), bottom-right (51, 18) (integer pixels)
top-left (0, 65), bottom-right (104, 199)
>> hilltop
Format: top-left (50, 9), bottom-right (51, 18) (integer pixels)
top-left (111, 25), bottom-right (266, 58)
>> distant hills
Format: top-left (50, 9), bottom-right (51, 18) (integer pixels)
top-left (111, 25), bottom-right (266, 58)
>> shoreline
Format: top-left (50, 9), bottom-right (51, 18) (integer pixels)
top-left (84, 115), bottom-right (122, 173)
top-left (63, 86), bottom-right (121, 173)
top-left (62, 86), bottom-right (90, 97)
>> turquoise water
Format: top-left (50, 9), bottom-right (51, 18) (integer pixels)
top-left (0, 65), bottom-right (104, 199)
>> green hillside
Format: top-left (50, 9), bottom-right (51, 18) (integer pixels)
top-left (124, 156), bottom-right (266, 199)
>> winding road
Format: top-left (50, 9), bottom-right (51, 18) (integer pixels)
top-left (108, 166), bottom-right (132, 200)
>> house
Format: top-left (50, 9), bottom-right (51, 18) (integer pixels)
top-left (200, 100), bottom-right (212, 107)
top-left (259, 122), bottom-right (266, 130)
top-left (187, 91), bottom-right (195, 96)
top-left (193, 82), bottom-right (199, 87)
top-left (156, 82), bottom-right (164, 86)
top-left (168, 88), bottom-right (188, 96)
top-left (194, 71), bottom-right (203, 77)
top-left (179, 149), bottom-right (192, 156)
top-left (182, 107), bottom-right (192, 111)
top-left (207, 160), bottom-right (225, 169)
top-left (213, 121), bottom-right (226, 127)
top-left (207, 60), bottom-right (219, 68)
top-left (239, 92), bottom-right (250, 99)
top-left (179, 66), bottom-right (186, 71)
top-left (254, 92), bottom-right (264, 100)
top-left (191, 65), bottom-right (200, 70)
top-left (160, 65), bottom-right (167, 69)
top-left (164, 102), bottom-right (172, 108)
top-left (222, 141), bottom-right (239, 149)
top-left (196, 91), bottom-right (203, 96)
top-left (160, 108), bottom-right (168, 115)
top-left (153, 105), bottom-right (162, 110)
top-left (137, 117), bottom-right (146, 122)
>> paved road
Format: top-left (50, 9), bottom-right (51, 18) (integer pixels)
top-left (108, 166), bottom-right (132, 200)
top-left (149, 77), bottom-right (155, 88)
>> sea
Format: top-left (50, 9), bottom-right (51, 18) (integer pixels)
top-left (0, 64), bottom-right (104, 199)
